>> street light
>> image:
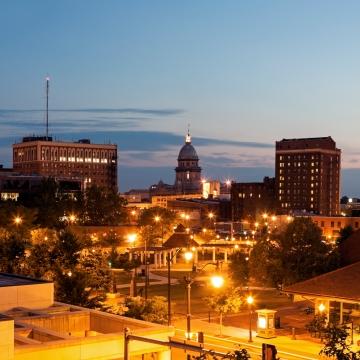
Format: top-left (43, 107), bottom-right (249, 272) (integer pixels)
top-left (210, 274), bottom-right (224, 288)
top-left (318, 303), bottom-right (326, 313)
top-left (247, 295), bottom-right (254, 342)
top-left (184, 250), bottom-right (194, 262)
top-left (167, 247), bottom-right (183, 326)
top-left (208, 212), bottom-right (215, 230)
top-left (127, 233), bottom-right (137, 244)
top-left (13, 216), bottom-right (22, 225)
top-left (127, 233), bottom-right (138, 297)
top-left (68, 214), bottom-right (76, 224)
top-left (184, 261), bottom-right (224, 340)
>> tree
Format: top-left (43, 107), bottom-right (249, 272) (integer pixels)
top-left (51, 229), bottom-right (88, 271)
top-left (228, 252), bottom-right (249, 286)
top-left (205, 288), bottom-right (243, 335)
top-left (249, 232), bottom-right (282, 286)
top-left (192, 348), bottom-right (250, 360)
top-left (277, 217), bottom-right (336, 285)
top-left (29, 178), bottom-right (62, 228)
top-left (250, 217), bottom-right (339, 286)
top-left (30, 228), bottom-right (57, 245)
top-left (138, 207), bottom-right (177, 246)
top-left (79, 250), bottom-right (112, 293)
top-left (124, 296), bottom-right (168, 324)
top-left (55, 269), bottom-right (92, 306)
top-left (0, 230), bottom-right (27, 273)
top-left (305, 314), bottom-right (327, 337)
top-left (82, 185), bottom-right (128, 225)
top-left (26, 241), bottom-right (55, 279)
top-left (320, 324), bottom-right (360, 360)
top-left (0, 202), bottom-right (36, 239)
top-left (337, 225), bottom-right (354, 245)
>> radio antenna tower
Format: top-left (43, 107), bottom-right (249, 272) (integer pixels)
top-left (45, 75), bottom-right (50, 140)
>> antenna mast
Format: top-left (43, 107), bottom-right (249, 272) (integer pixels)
top-left (45, 75), bottom-right (50, 140)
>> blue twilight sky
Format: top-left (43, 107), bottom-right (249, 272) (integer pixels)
top-left (1, 1), bottom-right (360, 194)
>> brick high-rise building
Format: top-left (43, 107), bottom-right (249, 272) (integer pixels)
top-left (231, 177), bottom-right (276, 221)
top-left (13, 136), bottom-right (118, 190)
top-left (275, 137), bottom-right (341, 216)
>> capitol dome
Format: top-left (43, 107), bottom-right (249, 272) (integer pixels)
top-left (174, 129), bottom-right (202, 194)
top-left (178, 141), bottom-right (199, 161)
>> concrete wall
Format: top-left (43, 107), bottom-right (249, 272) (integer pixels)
top-left (14, 331), bottom-right (174, 360)
top-left (0, 318), bottom-right (14, 360)
top-left (90, 310), bottom-right (153, 334)
top-left (20, 311), bottom-right (90, 336)
top-left (0, 283), bottom-right (53, 312)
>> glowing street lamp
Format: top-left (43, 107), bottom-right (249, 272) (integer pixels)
top-left (247, 295), bottom-right (254, 342)
top-left (210, 274), bottom-right (224, 288)
top-left (184, 250), bottom-right (194, 262)
top-left (69, 214), bottom-right (76, 224)
top-left (154, 215), bottom-right (161, 223)
top-left (185, 262), bottom-right (224, 340)
top-left (127, 233), bottom-right (137, 244)
top-left (318, 303), bottom-right (326, 313)
top-left (13, 216), bottom-right (22, 225)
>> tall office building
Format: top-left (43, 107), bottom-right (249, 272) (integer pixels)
top-left (13, 136), bottom-right (118, 190)
top-left (275, 137), bottom-right (341, 216)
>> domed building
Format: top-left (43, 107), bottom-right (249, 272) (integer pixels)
top-left (174, 130), bottom-right (202, 194)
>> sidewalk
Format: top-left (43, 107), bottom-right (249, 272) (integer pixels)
top-left (174, 317), bottom-right (323, 359)
top-left (116, 270), bottom-right (179, 289)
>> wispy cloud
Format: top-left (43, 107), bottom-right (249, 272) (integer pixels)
top-left (0, 108), bottom-right (185, 137)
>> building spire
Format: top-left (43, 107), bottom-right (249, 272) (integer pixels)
top-left (185, 124), bottom-right (191, 143)
top-left (45, 75), bottom-right (50, 140)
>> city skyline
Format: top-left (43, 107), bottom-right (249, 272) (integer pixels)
top-left (1, 1), bottom-right (360, 194)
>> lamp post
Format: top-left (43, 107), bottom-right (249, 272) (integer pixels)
top-left (167, 248), bottom-right (194, 326)
top-left (127, 233), bottom-right (138, 297)
top-left (144, 226), bottom-right (150, 300)
top-left (184, 261), bottom-right (224, 340)
top-left (154, 215), bottom-right (164, 245)
top-left (247, 295), bottom-right (254, 342)
top-left (208, 212), bottom-right (215, 230)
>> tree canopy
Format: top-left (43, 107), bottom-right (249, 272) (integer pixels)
top-left (248, 217), bottom-right (339, 286)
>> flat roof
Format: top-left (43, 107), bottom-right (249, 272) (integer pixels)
top-left (0, 273), bottom-right (51, 287)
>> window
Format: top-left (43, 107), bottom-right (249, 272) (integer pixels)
top-left (331, 221), bottom-right (334, 228)
top-left (321, 221), bottom-right (325, 227)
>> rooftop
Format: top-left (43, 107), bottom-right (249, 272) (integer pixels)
top-left (284, 262), bottom-right (360, 302)
top-left (0, 273), bottom-right (50, 287)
